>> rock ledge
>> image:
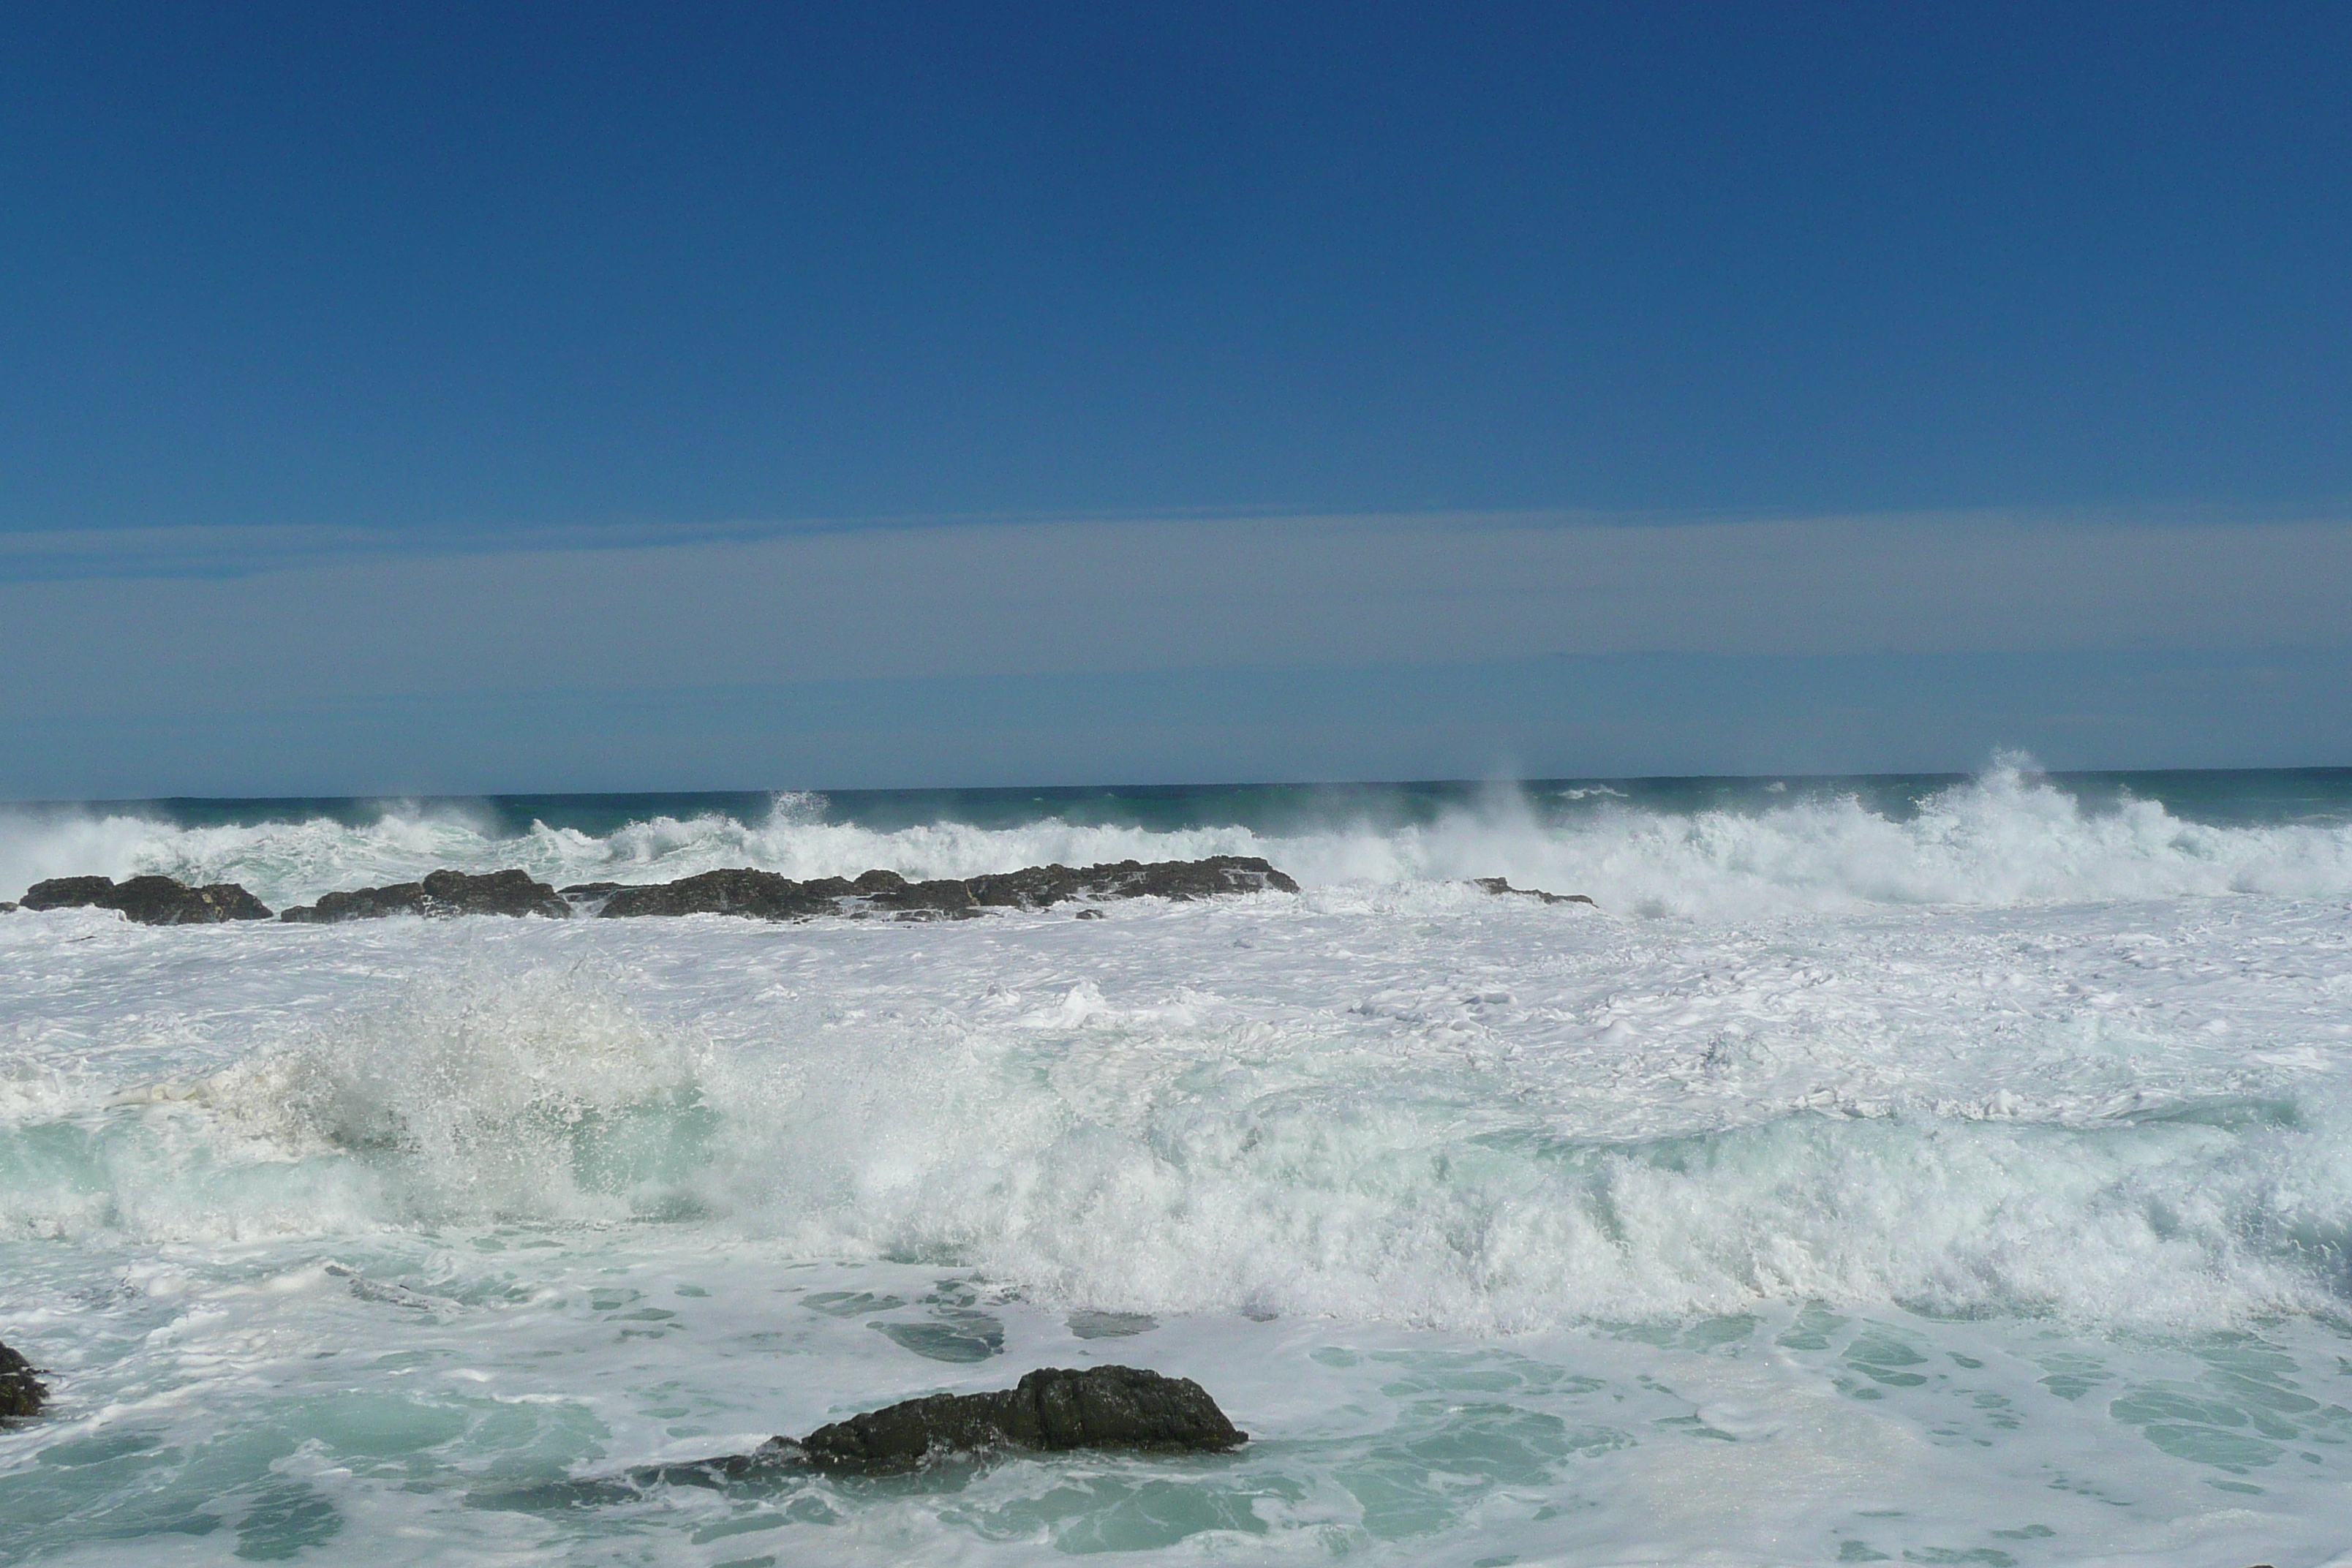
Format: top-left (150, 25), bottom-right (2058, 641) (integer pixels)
top-left (282, 869), bottom-right (571, 923)
top-left (19, 875), bottom-right (272, 924)
top-left (596, 856), bottom-right (1298, 922)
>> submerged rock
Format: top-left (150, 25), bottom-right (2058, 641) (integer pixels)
top-left (597, 856), bottom-right (1299, 923)
top-left (749, 1366), bottom-right (1245, 1474)
top-left (0, 1342), bottom-right (46, 1420)
top-left (281, 869), bottom-right (570, 923)
top-left (1471, 875), bottom-right (1595, 908)
top-left (19, 874), bottom-right (273, 924)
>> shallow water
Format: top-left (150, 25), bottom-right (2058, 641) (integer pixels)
top-left (4, 762), bottom-right (2351, 1564)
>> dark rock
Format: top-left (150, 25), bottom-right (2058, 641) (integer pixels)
top-left (969, 856), bottom-right (1298, 909)
top-left (596, 856), bottom-right (1297, 923)
top-left (20, 875), bottom-right (115, 909)
top-left (597, 868), bottom-right (843, 921)
top-left (0, 1341), bottom-right (46, 1420)
top-left (20, 874), bottom-right (273, 924)
top-left (0, 902), bottom-right (15, 914)
top-left (769, 1366), bottom-right (1244, 1473)
top-left (421, 869), bottom-right (571, 919)
top-left (559, 882), bottom-right (624, 896)
top-left (862, 876), bottom-right (981, 919)
top-left (280, 868), bottom-right (570, 923)
top-left (281, 883), bottom-right (430, 923)
top-left (1471, 876), bottom-right (1595, 908)
top-left (1074, 908), bottom-right (1105, 920)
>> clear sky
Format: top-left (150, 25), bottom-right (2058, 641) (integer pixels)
top-left (4, 2), bottom-right (2347, 796)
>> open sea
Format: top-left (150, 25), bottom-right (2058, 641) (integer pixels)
top-left (4, 758), bottom-right (2352, 1567)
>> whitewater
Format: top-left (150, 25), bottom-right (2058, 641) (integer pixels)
top-left (3, 761), bottom-right (2351, 1566)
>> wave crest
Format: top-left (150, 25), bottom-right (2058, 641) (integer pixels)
top-left (4, 758), bottom-right (2351, 919)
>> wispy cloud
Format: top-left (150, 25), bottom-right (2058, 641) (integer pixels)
top-left (4, 506), bottom-right (2346, 794)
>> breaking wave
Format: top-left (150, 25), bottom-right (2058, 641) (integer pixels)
top-left (4, 962), bottom-right (2348, 1334)
top-left (3, 758), bottom-right (2350, 917)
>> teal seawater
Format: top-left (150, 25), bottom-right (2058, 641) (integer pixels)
top-left (4, 762), bottom-right (2351, 1565)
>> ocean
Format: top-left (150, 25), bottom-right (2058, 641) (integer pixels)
top-left (2, 758), bottom-right (2350, 1566)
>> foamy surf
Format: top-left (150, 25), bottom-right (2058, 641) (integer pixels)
top-left (4, 762), bottom-right (2351, 1564)
top-left (5, 757), bottom-right (2351, 916)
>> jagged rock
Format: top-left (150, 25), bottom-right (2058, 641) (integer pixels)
top-left (0, 1341), bottom-right (46, 1420)
top-left (281, 868), bottom-right (570, 923)
top-left (282, 883), bottom-right (430, 923)
top-left (970, 856), bottom-right (1298, 909)
top-left (862, 874), bottom-right (981, 919)
top-left (751, 1366), bottom-right (1244, 1474)
top-left (1472, 876), bottom-right (1595, 908)
top-left (596, 868), bottom-right (846, 920)
top-left (19, 874), bottom-right (273, 924)
top-left (595, 856), bottom-right (1297, 923)
top-left (419, 869), bottom-right (570, 918)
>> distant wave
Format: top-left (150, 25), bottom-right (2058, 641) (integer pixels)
top-left (5, 758), bottom-right (2352, 916)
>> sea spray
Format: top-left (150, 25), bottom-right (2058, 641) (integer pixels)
top-left (7, 764), bottom-right (2352, 1564)
top-left (7, 758), bottom-right (2352, 916)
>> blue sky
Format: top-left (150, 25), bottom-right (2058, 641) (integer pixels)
top-left (3, 3), bottom-right (2347, 795)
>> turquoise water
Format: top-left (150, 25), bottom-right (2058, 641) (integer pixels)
top-left (4, 761), bottom-right (2351, 1565)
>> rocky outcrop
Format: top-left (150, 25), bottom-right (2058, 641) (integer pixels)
top-left (1472, 876), bottom-right (1595, 907)
top-left (747, 1366), bottom-right (1244, 1474)
top-left (595, 869), bottom-right (859, 921)
top-left (281, 869), bottom-right (570, 923)
top-left (14, 856), bottom-right (1297, 929)
top-left (0, 1342), bottom-right (46, 1420)
top-left (598, 856), bottom-right (1298, 922)
top-left (19, 874), bottom-right (273, 924)
top-left (969, 856), bottom-right (1299, 908)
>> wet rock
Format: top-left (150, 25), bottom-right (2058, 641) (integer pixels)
top-left (0, 1341), bottom-right (46, 1420)
top-left (1074, 908), bottom-right (1105, 920)
top-left (281, 868), bottom-right (570, 922)
top-left (861, 875), bottom-right (981, 919)
top-left (758, 1366), bottom-right (1245, 1474)
top-left (595, 856), bottom-right (1297, 922)
top-left (280, 883), bottom-right (430, 923)
top-left (970, 856), bottom-right (1298, 909)
top-left (596, 868), bottom-right (843, 920)
top-left (559, 882), bottom-right (624, 897)
top-left (419, 869), bottom-right (570, 918)
top-left (20, 874), bottom-right (273, 924)
top-left (1471, 875), bottom-right (1595, 908)
top-left (0, 902), bottom-right (15, 914)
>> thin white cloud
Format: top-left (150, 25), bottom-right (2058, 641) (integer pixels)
top-left (2, 510), bottom-right (2347, 725)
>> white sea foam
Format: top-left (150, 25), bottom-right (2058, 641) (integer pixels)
top-left (6, 766), bottom-right (2352, 1564)
top-left (6, 759), bottom-right (2352, 916)
top-left (4, 892), bottom-right (2348, 1334)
